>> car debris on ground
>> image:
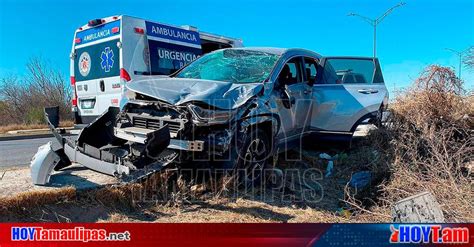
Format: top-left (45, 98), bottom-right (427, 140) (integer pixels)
top-left (348, 171), bottom-right (372, 189)
top-left (319, 153), bottom-right (338, 178)
top-left (391, 191), bottom-right (445, 223)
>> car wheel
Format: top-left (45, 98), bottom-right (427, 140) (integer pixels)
top-left (234, 128), bottom-right (272, 186)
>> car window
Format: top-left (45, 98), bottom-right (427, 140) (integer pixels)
top-left (321, 62), bottom-right (339, 84)
top-left (303, 57), bottom-right (318, 84)
top-left (343, 74), bottom-right (355, 83)
top-left (326, 58), bottom-right (379, 84)
top-left (277, 57), bottom-right (303, 86)
top-left (354, 74), bottom-right (366, 83)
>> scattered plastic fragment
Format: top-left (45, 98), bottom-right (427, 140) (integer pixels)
top-left (325, 161), bottom-right (334, 178)
top-left (337, 208), bottom-right (352, 218)
top-left (319, 153), bottom-right (337, 177)
top-left (392, 191), bottom-right (444, 223)
top-left (348, 171), bottom-right (372, 189)
top-left (319, 153), bottom-right (332, 160)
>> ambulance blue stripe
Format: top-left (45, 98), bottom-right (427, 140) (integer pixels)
top-left (145, 21), bottom-right (201, 46)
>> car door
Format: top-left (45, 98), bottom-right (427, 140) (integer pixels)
top-left (311, 57), bottom-right (387, 132)
top-left (274, 56), bottom-right (313, 142)
top-left (299, 57), bottom-right (318, 132)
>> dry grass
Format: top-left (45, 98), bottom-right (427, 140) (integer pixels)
top-left (92, 183), bottom-right (144, 210)
top-left (0, 187), bottom-right (76, 214)
top-left (347, 65), bottom-right (474, 222)
top-left (0, 120), bottom-right (74, 134)
top-left (101, 198), bottom-right (347, 223)
top-left (0, 168), bottom-right (351, 223)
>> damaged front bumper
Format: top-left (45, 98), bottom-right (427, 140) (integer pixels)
top-left (114, 127), bottom-right (205, 151)
top-left (30, 141), bottom-right (63, 185)
top-left (31, 106), bottom-right (176, 185)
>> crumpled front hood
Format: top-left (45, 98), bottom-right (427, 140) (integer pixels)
top-left (126, 77), bottom-right (263, 109)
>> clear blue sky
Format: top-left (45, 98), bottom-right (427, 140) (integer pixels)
top-left (0, 0), bottom-right (473, 93)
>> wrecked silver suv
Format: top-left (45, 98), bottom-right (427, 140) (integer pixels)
top-left (32, 48), bottom-right (388, 185)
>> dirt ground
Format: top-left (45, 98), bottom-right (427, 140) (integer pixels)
top-left (0, 127), bottom-right (390, 223)
top-left (1, 197), bottom-right (351, 223)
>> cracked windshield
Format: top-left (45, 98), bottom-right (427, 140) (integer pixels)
top-left (176, 49), bottom-right (280, 83)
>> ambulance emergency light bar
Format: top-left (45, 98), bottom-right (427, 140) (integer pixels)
top-left (75, 21), bottom-right (120, 44)
top-left (88, 19), bottom-right (104, 27)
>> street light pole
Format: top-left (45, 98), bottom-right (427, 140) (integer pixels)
top-left (445, 48), bottom-right (468, 78)
top-left (348, 2), bottom-right (405, 58)
top-left (373, 24), bottom-right (376, 58)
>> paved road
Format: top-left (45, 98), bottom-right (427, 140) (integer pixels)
top-left (0, 137), bottom-right (59, 168)
top-left (0, 136), bottom-right (118, 197)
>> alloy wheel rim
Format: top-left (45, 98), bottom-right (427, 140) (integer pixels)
top-left (242, 137), bottom-right (267, 179)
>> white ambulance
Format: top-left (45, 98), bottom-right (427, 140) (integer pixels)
top-left (71, 15), bottom-right (243, 124)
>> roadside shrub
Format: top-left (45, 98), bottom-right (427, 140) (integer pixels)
top-left (25, 106), bottom-right (46, 124)
top-left (356, 65), bottom-right (473, 222)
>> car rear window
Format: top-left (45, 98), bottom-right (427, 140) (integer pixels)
top-left (324, 58), bottom-right (384, 84)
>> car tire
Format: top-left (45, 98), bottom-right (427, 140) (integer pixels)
top-left (232, 127), bottom-right (272, 187)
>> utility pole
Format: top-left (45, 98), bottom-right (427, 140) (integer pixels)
top-left (348, 2), bottom-right (406, 58)
top-left (445, 48), bottom-right (469, 78)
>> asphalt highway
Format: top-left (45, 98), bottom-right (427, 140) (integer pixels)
top-left (0, 137), bottom-right (58, 168)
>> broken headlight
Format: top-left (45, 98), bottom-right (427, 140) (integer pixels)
top-left (124, 90), bottom-right (136, 100)
top-left (119, 89), bottom-right (136, 109)
top-left (188, 104), bottom-right (236, 123)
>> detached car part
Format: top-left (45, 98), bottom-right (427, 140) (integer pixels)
top-left (31, 106), bottom-right (176, 185)
top-left (30, 142), bottom-right (63, 185)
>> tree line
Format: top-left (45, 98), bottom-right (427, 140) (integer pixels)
top-left (0, 57), bottom-right (71, 125)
